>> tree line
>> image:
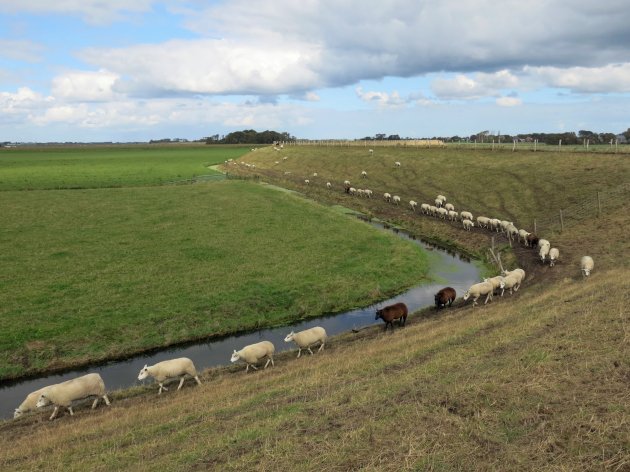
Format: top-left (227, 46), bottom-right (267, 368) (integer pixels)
top-left (204, 130), bottom-right (295, 145)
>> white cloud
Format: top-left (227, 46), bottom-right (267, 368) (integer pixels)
top-left (51, 70), bottom-right (122, 102)
top-left (496, 96), bottom-right (522, 107)
top-left (0, 40), bottom-right (44, 62)
top-left (79, 39), bottom-right (323, 97)
top-left (432, 70), bottom-right (519, 100)
top-left (524, 63), bottom-right (630, 93)
top-left (356, 87), bottom-right (407, 108)
top-left (0, 0), bottom-right (155, 24)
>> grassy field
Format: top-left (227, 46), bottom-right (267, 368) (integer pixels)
top-left (2, 145), bottom-right (628, 471)
top-left (0, 179), bottom-right (429, 380)
top-left (0, 144), bottom-right (248, 190)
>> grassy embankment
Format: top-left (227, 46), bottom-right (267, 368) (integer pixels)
top-left (1, 146), bottom-right (628, 470)
top-left (0, 146), bottom-right (429, 380)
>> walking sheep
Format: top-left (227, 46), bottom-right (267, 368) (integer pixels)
top-left (36, 373), bottom-right (110, 420)
top-left (375, 302), bottom-right (408, 330)
top-left (392, 195), bottom-right (401, 205)
top-left (421, 203), bottom-right (431, 214)
top-left (14, 385), bottom-right (54, 418)
top-left (137, 357), bottom-right (201, 395)
top-left (500, 273), bottom-right (521, 296)
top-left (409, 200), bottom-right (418, 211)
top-left (435, 287), bottom-right (456, 309)
top-left (444, 203), bottom-right (455, 212)
top-left (581, 256), bottom-right (594, 277)
top-left (231, 341), bottom-right (275, 372)
top-left (549, 248), bottom-right (559, 267)
top-left (361, 170), bottom-right (367, 178)
top-left (395, 161), bottom-right (401, 167)
top-left (539, 243), bottom-right (550, 263)
top-left (284, 327), bottom-right (327, 358)
top-left (460, 211), bottom-right (473, 221)
top-left (326, 182), bottom-right (332, 189)
top-left (462, 219), bottom-right (474, 231)
top-left (384, 192), bottom-right (392, 202)
top-left (463, 281), bottom-right (494, 307)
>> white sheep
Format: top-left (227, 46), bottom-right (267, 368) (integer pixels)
top-left (384, 192), bottom-right (392, 202)
top-left (392, 195), bottom-right (401, 205)
top-left (444, 203), bottom-right (455, 212)
top-left (437, 207), bottom-right (448, 218)
top-left (501, 268), bottom-right (526, 289)
top-left (500, 273), bottom-right (521, 295)
top-left (36, 373), bottom-right (110, 420)
top-left (369, 149), bottom-right (374, 154)
top-left (364, 189), bottom-right (373, 198)
top-left (14, 385), bottom-right (54, 418)
top-left (484, 276), bottom-right (505, 295)
top-left (304, 179), bottom-right (310, 185)
top-left (581, 256), bottom-right (594, 277)
top-left (394, 161), bottom-right (401, 167)
top-left (137, 357), bottom-right (201, 395)
top-left (500, 220), bottom-right (513, 233)
top-left (349, 187), bottom-right (357, 195)
top-left (326, 182), bottom-right (332, 189)
top-left (357, 189), bottom-right (365, 198)
top-left (409, 200), bottom-right (418, 211)
top-left (539, 244), bottom-right (550, 263)
top-left (506, 224), bottom-right (519, 240)
top-left (429, 205), bottom-right (438, 216)
top-left (313, 172), bottom-right (318, 177)
top-left (476, 216), bottom-right (490, 228)
top-left (448, 210), bottom-right (459, 221)
top-left (344, 180), bottom-right (351, 186)
top-left (284, 327), bottom-right (327, 358)
top-left (437, 195), bottom-right (447, 203)
top-left (463, 281), bottom-right (494, 306)
top-left (231, 341), bottom-right (275, 372)
top-left (460, 211), bottom-right (473, 221)
top-left (361, 170), bottom-right (367, 178)
top-left (421, 203), bottom-right (431, 214)
top-left (434, 198), bottom-right (443, 208)
top-left (538, 238), bottom-right (550, 249)
top-left (489, 218), bottom-right (502, 232)
top-left (462, 219), bottom-right (474, 231)
top-left (518, 229), bottom-right (531, 245)
top-left (549, 248), bottom-right (559, 267)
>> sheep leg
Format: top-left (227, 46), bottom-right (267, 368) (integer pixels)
top-left (317, 343), bottom-right (325, 352)
top-left (67, 406), bottom-right (74, 416)
top-left (177, 376), bottom-right (186, 391)
top-left (92, 397), bottom-right (99, 409)
top-left (307, 347), bottom-right (314, 355)
top-left (297, 349), bottom-right (302, 359)
top-left (194, 376), bottom-right (201, 386)
top-left (103, 394), bottom-right (111, 406)
top-left (484, 292), bottom-right (492, 304)
top-left (248, 364), bottom-right (258, 371)
top-left (49, 406), bottom-right (59, 421)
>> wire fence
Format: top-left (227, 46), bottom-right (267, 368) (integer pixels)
top-left (529, 182), bottom-right (630, 237)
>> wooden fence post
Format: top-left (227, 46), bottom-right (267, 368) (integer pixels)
top-left (534, 219), bottom-right (537, 234)
top-left (559, 209), bottom-right (564, 232)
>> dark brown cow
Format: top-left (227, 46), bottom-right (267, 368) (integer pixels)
top-left (434, 287), bottom-right (456, 309)
top-left (375, 302), bottom-right (408, 330)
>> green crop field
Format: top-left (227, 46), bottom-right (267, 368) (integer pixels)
top-left (0, 144), bottom-right (248, 190)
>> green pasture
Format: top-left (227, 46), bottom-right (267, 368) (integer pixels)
top-left (0, 180), bottom-right (429, 379)
top-left (0, 145), bottom-right (250, 190)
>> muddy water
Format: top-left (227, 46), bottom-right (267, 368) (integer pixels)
top-left (0, 221), bottom-right (481, 420)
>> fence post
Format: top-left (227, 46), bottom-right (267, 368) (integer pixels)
top-left (559, 209), bottom-right (564, 232)
top-left (512, 139), bottom-right (516, 151)
top-left (534, 219), bottom-right (537, 234)
top-left (534, 139), bottom-right (537, 152)
top-left (559, 139), bottom-right (562, 150)
top-left (597, 191), bottom-right (601, 217)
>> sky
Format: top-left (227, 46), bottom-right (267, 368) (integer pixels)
top-left (1, 0), bottom-right (630, 142)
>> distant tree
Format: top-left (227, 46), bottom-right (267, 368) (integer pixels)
top-left (375, 133), bottom-right (386, 140)
top-left (387, 134), bottom-right (401, 140)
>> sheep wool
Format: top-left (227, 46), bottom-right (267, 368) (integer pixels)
top-left (36, 373), bottom-right (110, 420)
top-left (231, 341), bottom-right (275, 372)
top-left (14, 386), bottom-right (54, 418)
top-left (581, 256), bottom-right (594, 277)
top-left (138, 357), bottom-right (201, 395)
top-left (284, 327), bottom-right (327, 358)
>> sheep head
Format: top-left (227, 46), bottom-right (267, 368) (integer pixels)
top-left (137, 365), bottom-right (149, 380)
top-left (284, 332), bottom-right (295, 343)
top-left (230, 350), bottom-right (240, 363)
